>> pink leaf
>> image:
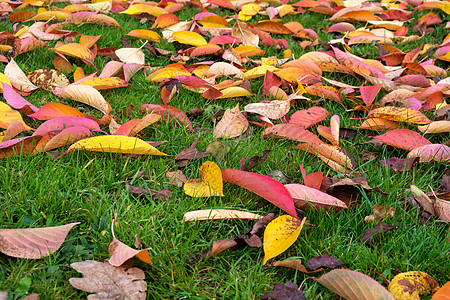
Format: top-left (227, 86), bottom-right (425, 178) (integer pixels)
top-left (33, 116), bottom-right (100, 136)
top-left (360, 84), bottom-right (382, 106)
top-left (139, 104), bottom-right (194, 132)
top-left (2, 83), bottom-right (38, 114)
top-left (222, 168), bottom-right (297, 217)
top-left (28, 102), bottom-right (86, 120)
top-left (315, 269), bottom-right (395, 300)
top-left (373, 129), bottom-right (431, 151)
top-left (109, 221), bottom-right (152, 267)
top-left (289, 107), bottom-right (329, 128)
top-left (285, 183), bottom-right (347, 211)
top-left (407, 144), bottom-right (450, 163)
top-left (0, 223), bottom-right (79, 258)
top-left (262, 123), bottom-right (323, 144)
top-left (37, 126), bottom-right (93, 152)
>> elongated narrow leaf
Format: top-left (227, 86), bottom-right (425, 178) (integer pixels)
top-left (0, 136), bottom-right (42, 159)
top-left (368, 107), bottom-right (431, 124)
top-left (28, 102), bottom-right (85, 120)
top-left (2, 83), bottom-right (38, 114)
top-left (33, 117), bottom-right (100, 136)
top-left (182, 209), bottom-right (262, 222)
top-left (284, 184), bottom-right (347, 210)
top-left (296, 143), bottom-right (354, 172)
top-left (222, 168), bottom-right (297, 217)
top-left (0, 223), bottom-right (79, 258)
top-left (262, 123), bottom-right (323, 144)
top-left (53, 43), bottom-right (95, 66)
top-left (316, 269), bottom-right (395, 300)
top-left (140, 104), bottom-right (194, 132)
top-left (67, 136), bottom-right (167, 156)
top-left (263, 215), bottom-right (306, 264)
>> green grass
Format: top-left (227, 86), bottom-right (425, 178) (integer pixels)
top-left (1, 2), bottom-right (450, 300)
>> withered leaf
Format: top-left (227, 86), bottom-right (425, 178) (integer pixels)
top-left (175, 137), bottom-right (210, 167)
top-left (166, 170), bottom-right (187, 187)
top-left (364, 205), bottom-right (394, 223)
top-left (250, 213), bottom-right (276, 234)
top-left (305, 254), bottom-right (346, 271)
top-left (128, 185), bottom-right (171, 202)
top-left (203, 239), bottom-right (238, 258)
top-left (69, 260), bottom-right (147, 300)
top-left (273, 259), bottom-right (324, 273)
top-left (260, 281), bottom-right (306, 300)
top-left (26, 69), bottom-right (69, 91)
top-left (381, 157), bottom-right (420, 173)
top-left (361, 221), bottom-right (407, 247)
top-left (239, 149), bottom-right (272, 172)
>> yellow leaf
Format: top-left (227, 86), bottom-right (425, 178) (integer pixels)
top-left (0, 72), bottom-right (11, 92)
top-left (28, 10), bottom-right (70, 21)
top-left (53, 43), bottom-right (95, 66)
top-left (368, 107), bottom-right (431, 124)
top-left (67, 135), bottom-right (167, 156)
top-left (438, 1), bottom-right (450, 14)
top-left (147, 67), bottom-right (191, 82)
top-left (172, 31), bottom-right (207, 47)
top-left (388, 271), bottom-right (439, 300)
top-left (243, 65), bottom-right (278, 80)
top-left (218, 87), bottom-right (252, 99)
top-left (120, 3), bottom-right (167, 17)
top-left (0, 102), bottom-right (32, 130)
top-left (184, 161), bottom-right (224, 197)
top-left (127, 29), bottom-right (161, 42)
top-left (241, 3), bottom-right (260, 15)
top-left (418, 121), bottom-right (450, 134)
top-left (263, 215), bottom-right (306, 265)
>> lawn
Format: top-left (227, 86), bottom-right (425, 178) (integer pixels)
top-left (0, 0), bottom-right (450, 299)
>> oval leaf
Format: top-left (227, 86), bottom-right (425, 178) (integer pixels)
top-left (316, 269), bottom-right (395, 300)
top-left (263, 215), bottom-right (306, 265)
top-left (407, 144), bottom-right (450, 163)
top-left (373, 129), bottom-right (431, 151)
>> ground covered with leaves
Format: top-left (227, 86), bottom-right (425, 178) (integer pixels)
top-left (0, 0), bottom-right (450, 298)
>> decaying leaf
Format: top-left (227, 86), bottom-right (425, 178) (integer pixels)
top-left (175, 137), bottom-right (210, 167)
top-left (305, 254), bottom-right (346, 271)
top-left (260, 281), bottom-right (307, 300)
top-left (364, 205), bottom-right (394, 223)
top-left (166, 170), bottom-right (187, 187)
top-left (214, 104), bottom-right (249, 138)
top-left (26, 69), bottom-right (70, 91)
top-left (69, 260), bottom-right (147, 300)
top-left (388, 271), bottom-right (439, 300)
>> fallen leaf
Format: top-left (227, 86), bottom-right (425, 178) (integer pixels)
top-left (289, 106), bottom-right (329, 128)
top-left (53, 43), bottom-right (95, 66)
top-left (274, 258), bottom-right (325, 273)
top-left (284, 184), bottom-right (347, 211)
top-left (128, 185), bottom-right (171, 202)
top-left (109, 221), bottom-right (152, 267)
top-left (0, 102), bottom-right (33, 130)
top-left (115, 48), bottom-right (145, 64)
top-left (239, 149), bottom-right (272, 172)
top-left (372, 129), bottom-right (431, 151)
top-left (4, 58), bottom-right (38, 93)
top-left (56, 84), bottom-right (112, 114)
top-left (418, 121), bottom-right (450, 134)
top-left (364, 205), bottom-right (394, 223)
top-left (69, 260), bottom-right (147, 300)
top-left (172, 31), bottom-right (207, 46)
top-left (407, 144), bottom-right (450, 163)
top-left (166, 170), bottom-right (187, 187)
top-left (381, 157), bottom-right (420, 172)
top-left (305, 254), bottom-right (345, 271)
top-left (368, 107), bottom-right (431, 124)
top-left (26, 69), bottom-right (70, 91)
top-left (388, 271), bottom-right (439, 300)
top-left (184, 161), bottom-right (224, 197)
top-left (361, 221), bottom-right (406, 247)
top-left (2, 83), bottom-right (38, 114)
top-left (432, 281), bottom-right (450, 299)
top-left (260, 281), bottom-right (307, 300)
top-left (0, 136), bottom-right (42, 159)
top-left (140, 104), bottom-right (194, 132)
top-left (182, 209), bottom-right (262, 222)
top-left (222, 168), bottom-right (297, 217)
top-left (315, 269), bottom-right (395, 300)
top-left (262, 123), bottom-right (323, 144)
top-left (263, 215), bottom-right (306, 264)
top-left (296, 143), bottom-right (354, 173)
top-left (244, 99), bottom-right (291, 119)
top-left (67, 136), bottom-right (167, 156)
top-left (175, 137), bottom-right (210, 167)
top-left (27, 102), bottom-right (85, 120)
top-left (214, 104), bottom-right (249, 138)
top-left (0, 223), bottom-right (79, 258)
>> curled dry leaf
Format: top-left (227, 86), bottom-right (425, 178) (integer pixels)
top-left (4, 58), bottom-right (38, 93)
top-left (67, 136), bottom-right (168, 156)
top-left (184, 161), bottom-right (224, 197)
top-left (244, 99), bottom-right (291, 119)
top-left (0, 223), bottom-right (79, 258)
top-left (69, 260), bottom-right (147, 300)
top-left (305, 254), bottom-right (346, 271)
top-left (388, 271), bottom-right (439, 300)
top-left (284, 183), bottom-right (347, 211)
top-left (182, 209), bottom-right (262, 222)
top-left (315, 269), bottom-right (395, 300)
top-left (115, 48), bottom-right (145, 64)
top-left (109, 221), bottom-right (152, 266)
top-left (260, 281), bottom-right (307, 300)
top-left (214, 104), bottom-right (249, 138)
top-left (231, 20), bottom-right (259, 47)
top-left (263, 215), bottom-right (306, 265)
top-left (222, 168), bottom-right (297, 217)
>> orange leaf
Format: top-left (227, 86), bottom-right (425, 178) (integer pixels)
top-left (53, 43), bottom-right (95, 66)
top-left (372, 129), bottom-right (431, 151)
top-left (252, 20), bottom-right (292, 34)
top-left (368, 107), bottom-right (431, 124)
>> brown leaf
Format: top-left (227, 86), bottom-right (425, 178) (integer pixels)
top-left (364, 205), bottom-right (394, 223)
top-left (128, 185), bottom-right (172, 202)
top-left (175, 137), bottom-right (210, 167)
top-left (203, 239), bottom-right (238, 258)
top-left (250, 213), bottom-right (276, 235)
top-left (381, 157), bottom-right (420, 173)
top-left (239, 149), bottom-right (272, 172)
top-left (361, 221), bottom-right (407, 247)
top-left (166, 170), bottom-right (187, 187)
top-left (231, 20), bottom-right (259, 48)
top-left (69, 260), bottom-right (147, 300)
top-left (305, 254), bottom-right (346, 271)
top-left (274, 259), bottom-right (325, 273)
top-left (214, 104), bottom-right (249, 138)
top-left (26, 69), bottom-right (70, 91)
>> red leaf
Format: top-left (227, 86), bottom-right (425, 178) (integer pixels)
top-left (262, 71), bottom-right (280, 95)
top-left (372, 129), bottom-right (431, 151)
top-left (262, 123), bottom-right (323, 144)
top-left (222, 168), bottom-right (297, 217)
top-left (139, 104), bottom-right (194, 132)
top-left (360, 84), bottom-right (382, 106)
top-left (289, 107), bottom-right (329, 128)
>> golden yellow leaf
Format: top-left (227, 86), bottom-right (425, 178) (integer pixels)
top-left (0, 102), bottom-right (32, 130)
top-left (120, 3), bottom-right (167, 17)
top-left (418, 121), bottom-right (450, 134)
top-left (127, 29), bottom-right (161, 42)
top-left (184, 161), bottom-right (224, 197)
top-left (263, 215), bottom-right (306, 265)
top-left (368, 107), bottom-right (431, 125)
top-left (243, 65), bottom-right (278, 80)
top-left (172, 31), bottom-right (207, 47)
top-left (218, 87), bottom-right (252, 99)
top-left (53, 43), bottom-right (95, 66)
top-left (388, 271), bottom-right (439, 300)
top-left (28, 10), bottom-right (70, 21)
top-left (67, 135), bottom-right (167, 156)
